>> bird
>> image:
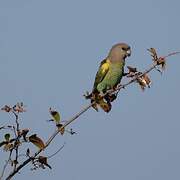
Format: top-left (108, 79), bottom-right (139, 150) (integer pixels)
top-left (89, 43), bottom-right (131, 112)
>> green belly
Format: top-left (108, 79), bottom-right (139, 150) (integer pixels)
top-left (97, 63), bottom-right (124, 93)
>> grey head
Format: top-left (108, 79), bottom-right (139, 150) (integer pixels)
top-left (108, 43), bottom-right (131, 62)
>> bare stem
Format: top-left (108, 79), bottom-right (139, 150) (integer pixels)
top-left (0, 151), bottom-right (12, 180)
top-left (12, 112), bottom-right (20, 171)
top-left (47, 142), bottom-right (66, 159)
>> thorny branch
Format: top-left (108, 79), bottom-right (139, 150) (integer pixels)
top-left (1, 49), bottom-right (180, 180)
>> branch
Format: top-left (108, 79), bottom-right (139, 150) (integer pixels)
top-left (5, 49), bottom-right (180, 180)
top-left (47, 142), bottom-right (66, 159)
top-left (5, 102), bottom-right (94, 180)
top-left (0, 151), bottom-right (12, 180)
top-left (12, 112), bottom-right (20, 171)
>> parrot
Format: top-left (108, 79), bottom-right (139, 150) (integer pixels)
top-left (89, 43), bottom-right (131, 112)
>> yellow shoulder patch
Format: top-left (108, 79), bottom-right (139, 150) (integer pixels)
top-left (101, 59), bottom-right (110, 73)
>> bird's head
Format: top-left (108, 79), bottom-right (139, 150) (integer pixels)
top-left (108, 43), bottom-right (131, 62)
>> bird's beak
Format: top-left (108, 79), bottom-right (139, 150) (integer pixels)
top-left (126, 49), bottom-right (131, 57)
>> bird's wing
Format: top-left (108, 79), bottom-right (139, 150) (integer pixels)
top-left (93, 59), bottom-right (110, 90)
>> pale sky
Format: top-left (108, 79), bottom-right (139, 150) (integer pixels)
top-left (0, 0), bottom-right (180, 180)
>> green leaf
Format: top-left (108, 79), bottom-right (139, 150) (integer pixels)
top-left (4, 133), bottom-right (10, 141)
top-left (49, 108), bottom-right (61, 124)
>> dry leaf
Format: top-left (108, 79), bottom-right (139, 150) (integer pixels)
top-left (20, 129), bottom-right (29, 141)
top-left (38, 156), bottom-right (52, 169)
top-left (147, 48), bottom-right (158, 62)
top-left (13, 102), bottom-right (26, 113)
top-left (98, 99), bottom-right (111, 113)
top-left (157, 57), bottom-right (166, 70)
top-left (137, 74), bottom-right (151, 91)
top-left (127, 66), bottom-right (137, 73)
top-left (57, 124), bottom-right (65, 135)
top-left (148, 48), bottom-right (166, 71)
top-left (126, 66), bottom-right (138, 78)
top-left (93, 94), bottom-right (111, 113)
top-left (104, 93), bottom-right (117, 103)
top-left (3, 143), bottom-right (13, 151)
top-left (29, 134), bottom-right (45, 150)
top-left (92, 102), bottom-right (99, 112)
top-left (1, 105), bottom-right (12, 112)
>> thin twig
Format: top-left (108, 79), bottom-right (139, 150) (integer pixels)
top-left (0, 126), bottom-right (13, 131)
top-left (12, 112), bottom-right (20, 171)
top-left (47, 142), bottom-right (66, 159)
top-left (12, 112), bottom-right (19, 136)
top-left (163, 51), bottom-right (180, 58)
top-left (0, 151), bottom-right (12, 180)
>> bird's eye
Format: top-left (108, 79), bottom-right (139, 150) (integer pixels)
top-left (122, 47), bottom-right (126, 51)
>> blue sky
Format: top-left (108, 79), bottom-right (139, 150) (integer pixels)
top-left (0, 0), bottom-right (180, 180)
